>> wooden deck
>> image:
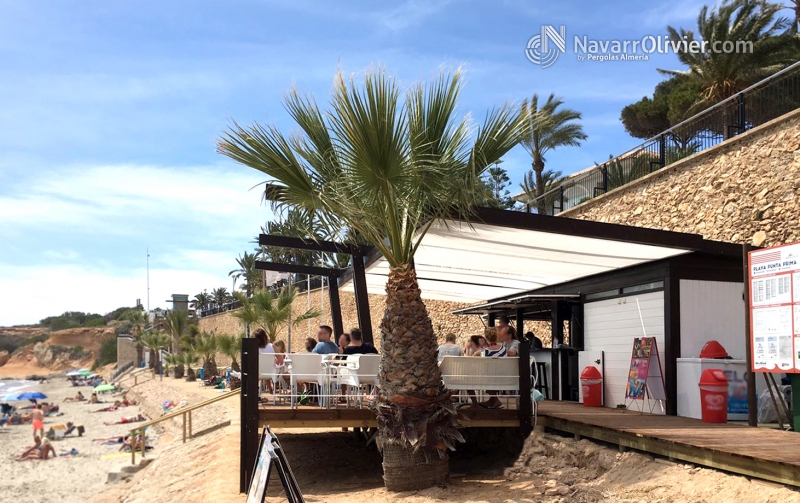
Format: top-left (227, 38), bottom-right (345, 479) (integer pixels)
top-left (537, 402), bottom-right (800, 487)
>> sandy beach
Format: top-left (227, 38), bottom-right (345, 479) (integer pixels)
top-left (0, 377), bottom-right (154, 503)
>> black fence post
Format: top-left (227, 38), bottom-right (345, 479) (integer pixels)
top-left (558, 185), bottom-right (564, 213)
top-left (659, 133), bottom-right (666, 168)
top-left (518, 341), bottom-right (533, 436)
top-left (240, 337), bottom-right (259, 493)
top-left (737, 92), bottom-right (746, 134)
top-left (602, 165), bottom-right (608, 193)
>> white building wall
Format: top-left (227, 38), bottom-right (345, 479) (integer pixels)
top-left (583, 291), bottom-right (666, 413)
top-left (679, 280), bottom-right (745, 359)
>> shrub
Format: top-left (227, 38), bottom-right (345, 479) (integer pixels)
top-left (95, 337), bottom-right (118, 367)
top-left (85, 318), bottom-right (107, 327)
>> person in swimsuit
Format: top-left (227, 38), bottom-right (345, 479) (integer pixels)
top-left (31, 405), bottom-right (44, 439)
top-left (104, 413), bottom-right (145, 426)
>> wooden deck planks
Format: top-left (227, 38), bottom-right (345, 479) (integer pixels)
top-left (537, 402), bottom-right (800, 486)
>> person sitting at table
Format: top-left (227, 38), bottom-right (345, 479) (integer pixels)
top-left (437, 333), bottom-right (463, 361)
top-left (304, 337), bottom-right (317, 352)
top-left (312, 325), bottom-right (339, 355)
top-left (526, 331), bottom-right (544, 350)
top-left (465, 335), bottom-right (483, 356)
top-left (342, 328), bottom-right (378, 355)
top-left (498, 326), bottom-right (520, 357)
top-left (337, 333), bottom-right (350, 354)
top-left (482, 329), bottom-right (506, 358)
top-left (254, 328), bottom-right (275, 354)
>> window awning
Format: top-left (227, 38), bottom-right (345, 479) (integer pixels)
top-left (339, 208), bottom-right (740, 304)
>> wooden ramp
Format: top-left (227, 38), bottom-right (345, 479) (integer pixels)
top-left (537, 402), bottom-right (800, 487)
top-left (258, 405), bottom-right (519, 429)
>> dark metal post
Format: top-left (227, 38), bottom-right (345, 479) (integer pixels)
top-left (351, 251), bottom-right (374, 344)
top-left (737, 92), bottom-right (746, 134)
top-left (516, 308), bottom-right (524, 340)
top-left (240, 337), bottom-right (259, 493)
top-left (602, 165), bottom-right (608, 193)
top-left (743, 243), bottom-right (757, 427)
top-left (658, 134), bottom-right (666, 169)
top-left (487, 313), bottom-right (496, 327)
top-left (663, 276), bottom-right (681, 416)
top-left (558, 185), bottom-right (564, 213)
top-left (328, 276), bottom-right (344, 338)
top-left (517, 341), bottom-right (533, 436)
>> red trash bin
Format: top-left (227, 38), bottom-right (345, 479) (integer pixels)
top-left (580, 366), bottom-right (603, 407)
top-left (699, 369), bottom-right (728, 423)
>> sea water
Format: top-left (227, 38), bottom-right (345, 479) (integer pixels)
top-left (0, 379), bottom-right (37, 397)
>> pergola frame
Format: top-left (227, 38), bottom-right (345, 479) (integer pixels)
top-left (255, 235), bottom-right (375, 342)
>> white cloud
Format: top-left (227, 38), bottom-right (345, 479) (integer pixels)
top-left (0, 263), bottom-right (228, 325)
top-left (0, 162), bottom-right (273, 325)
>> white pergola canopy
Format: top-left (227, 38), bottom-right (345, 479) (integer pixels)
top-left (340, 210), bottom-right (738, 304)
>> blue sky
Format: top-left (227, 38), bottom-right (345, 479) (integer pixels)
top-left (0, 0), bottom-right (725, 325)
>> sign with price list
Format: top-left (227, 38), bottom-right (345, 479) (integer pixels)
top-left (748, 242), bottom-right (800, 373)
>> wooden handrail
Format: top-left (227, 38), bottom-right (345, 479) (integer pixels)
top-left (130, 388), bottom-right (241, 464)
top-left (117, 367), bottom-right (155, 388)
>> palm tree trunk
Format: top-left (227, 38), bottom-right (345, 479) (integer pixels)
top-left (533, 159), bottom-right (546, 214)
top-left (375, 267), bottom-right (461, 491)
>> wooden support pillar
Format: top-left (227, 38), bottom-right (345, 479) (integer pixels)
top-left (328, 276), bottom-right (344, 338)
top-left (488, 313), bottom-right (496, 327)
top-left (188, 410), bottom-right (192, 439)
top-left (516, 308), bottom-right (524, 340)
top-left (240, 337), bottom-right (260, 493)
top-left (743, 243), bottom-right (757, 427)
top-left (518, 340), bottom-right (533, 436)
top-left (551, 300), bottom-right (565, 346)
top-left (351, 251), bottom-right (373, 344)
top-left (664, 276), bottom-right (681, 416)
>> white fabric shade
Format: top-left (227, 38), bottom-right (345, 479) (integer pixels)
top-left (341, 219), bottom-right (697, 304)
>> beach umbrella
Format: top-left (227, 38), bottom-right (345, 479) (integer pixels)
top-left (66, 371), bottom-right (82, 376)
top-left (93, 384), bottom-right (115, 393)
top-left (78, 368), bottom-right (90, 372)
top-left (78, 370), bottom-right (92, 376)
top-left (2, 391), bottom-right (48, 401)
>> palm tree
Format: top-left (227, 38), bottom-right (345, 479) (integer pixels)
top-left (520, 94), bottom-right (587, 213)
top-left (662, 0), bottom-right (798, 105)
top-left (193, 332), bottom-right (219, 378)
top-left (229, 251), bottom-right (263, 297)
top-left (122, 308), bottom-right (148, 365)
top-left (190, 292), bottom-right (211, 313)
top-left (163, 353), bottom-right (181, 378)
top-left (140, 330), bottom-right (170, 371)
top-left (163, 308), bottom-right (189, 375)
top-left (232, 286), bottom-right (320, 342)
top-left (218, 67), bottom-right (525, 491)
top-left (180, 352), bottom-right (199, 381)
top-left (211, 287), bottom-right (232, 309)
top-left (217, 333), bottom-right (243, 372)
top-left (519, 168), bottom-right (564, 213)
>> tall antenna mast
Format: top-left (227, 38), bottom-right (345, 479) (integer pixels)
top-left (147, 248), bottom-right (150, 312)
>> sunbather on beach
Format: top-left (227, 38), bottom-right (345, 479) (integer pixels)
top-left (89, 393), bottom-right (99, 404)
top-left (119, 434), bottom-right (145, 452)
top-left (92, 405), bottom-right (119, 413)
top-left (104, 413), bottom-right (146, 425)
top-left (16, 436), bottom-right (55, 461)
top-left (93, 434), bottom-right (129, 444)
top-left (63, 392), bottom-right (85, 403)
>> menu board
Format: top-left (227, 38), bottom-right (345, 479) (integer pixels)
top-left (625, 337), bottom-right (667, 401)
top-left (749, 242), bottom-right (800, 373)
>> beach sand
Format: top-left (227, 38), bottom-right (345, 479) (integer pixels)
top-left (0, 378), bottom-right (154, 503)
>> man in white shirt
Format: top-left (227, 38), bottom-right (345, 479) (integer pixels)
top-left (437, 333), bottom-right (464, 362)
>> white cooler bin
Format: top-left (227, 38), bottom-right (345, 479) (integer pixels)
top-left (676, 358), bottom-right (765, 421)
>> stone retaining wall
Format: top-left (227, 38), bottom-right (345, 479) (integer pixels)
top-left (561, 109), bottom-right (800, 248)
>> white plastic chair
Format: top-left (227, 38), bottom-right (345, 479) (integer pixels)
top-left (336, 354), bottom-right (380, 407)
top-left (259, 353), bottom-right (287, 405)
top-left (288, 353), bottom-right (326, 408)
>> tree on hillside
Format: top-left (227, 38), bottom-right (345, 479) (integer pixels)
top-left (190, 292), bottom-right (211, 313)
top-left (520, 94), bottom-right (586, 214)
top-left (481, 161), bottom-right (516, 209)
top-left (211, 287), bottom-right (232, 308)
top-left (218, 67), bottom-right (525, 490)
top-left (662, 0), bottom-right (798, 106)
top-left (519, 168), bottom-right (563, 212)
top-left (232, 287), bottom-right (319, 342)
top-left (620, 75), bottom-right (702, 142)
top-left (229, 251), bottom-right (263, 297)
